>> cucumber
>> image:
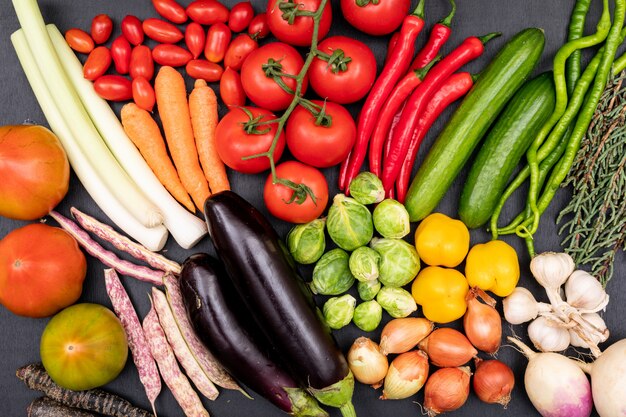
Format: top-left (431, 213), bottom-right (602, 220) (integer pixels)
top-left (404, 28), bottom-right (545, 222)
top-left (458, 72), bottom-right (556, 228)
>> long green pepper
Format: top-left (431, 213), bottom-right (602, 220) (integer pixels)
top-left (566, 0), bottom-right (592, 95)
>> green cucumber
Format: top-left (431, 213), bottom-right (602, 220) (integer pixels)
top-left (459, 72), bottom-right (556, 228)
top-left (404, 28), bottom-right (545, 222)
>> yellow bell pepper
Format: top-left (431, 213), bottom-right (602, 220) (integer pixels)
top-left (411, 266), bottom-right (469, 323)
top-left (414, 213), bottom-right (470, 267)
top-left (465, 240), bottom-right (520, 297)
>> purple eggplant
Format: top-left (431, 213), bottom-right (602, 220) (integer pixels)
top-left (203, 191), bottom-right (355, 417)
top-left (179, 253), bottom-right (328, 417)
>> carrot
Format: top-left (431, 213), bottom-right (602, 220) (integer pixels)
top-left (120, 103), bottom-right (195, 213)
top-left (154, 66), bottom-right (210, 210)
top-left (28, 397), bottom-right (97, 417)
top-left (189, 79), bottom-right (230, 193)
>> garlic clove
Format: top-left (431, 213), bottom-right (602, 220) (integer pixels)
top-left (530, 252), bottom-right (575, 290)
top-left (565, 270), bottom-right (609, 312)
top-left (527, 316), bottom-right (571, 352)
top-left (503, 287), bottom-right (540, 325)
top-left (569, 313), bottom-right (609, 348)
top-left (347, 337), bottom-right (389, 387)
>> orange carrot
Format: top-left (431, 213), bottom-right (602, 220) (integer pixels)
top-left (154, 66), bottom-right (210, 210)
top-left (189, 79), bottom-right (230, 193)
top-left (120, 103), bottom-right (195, 213)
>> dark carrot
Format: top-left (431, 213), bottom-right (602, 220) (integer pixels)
top-left (27, 397), bottom-right (97, 417)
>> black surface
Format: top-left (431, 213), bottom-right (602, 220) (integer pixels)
top-left (0, 0), bottom-right (624, 416)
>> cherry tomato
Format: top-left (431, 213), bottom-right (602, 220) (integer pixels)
top-left (64, 28), bottom-right (94, 54)
top-left (121, 15), bottom-right (144, 46)
top-left (215, 107), bottom-right (285, 174)
top-left (185, 22), bottom-right (206, 59)
top-left (111, 36), bottom-right (132, 74)
top-left (309, 36), bottom-right (377, 104)
top-left (186, 0), bottom-right (230, 25)
top-left (186, 59), bottom-right (224, 82)
top-left (223, 34), bottom-right (258, 71)
top-left (130, 45), bottom-right (154, 80)
top-left (152, 0), bottom-right (188, 24)
top-left (340, 0), bottom-right (409, 36)
top-left (152, 44), bottom-right (193, 67)
top-left (90, 14), bottom-right (113, 44)
top-left (266, 0), bottom-right (331, 47)
top-left (83, 46), bottom-right (112, 81)
top-left (264, 161), bottom-right (328, 223)
top-left (132, 76), bottom-right (156, 112)
top-left (94, 75), bottom-right (133, 101)
top-left (248, 13), bottom-right (270, 39)
top-left (142, 18), bottom-right (184, 44)
top-left (204, 23), bottom-right (232, 63)
top-left (220, 67), bottom-right (246, 107)
top-left (240, 42), bottom-right (307, 111)
top-left (229, 1), bottom-right (255, 33)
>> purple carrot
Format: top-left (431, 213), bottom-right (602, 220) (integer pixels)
top-left (28, 397), bottom-right (97, 417)
top-left (104, 269), bottom-right (161, 415)
top-left (49, 211), bottom-right (163, 286)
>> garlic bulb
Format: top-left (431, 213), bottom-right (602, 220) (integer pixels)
top-left (565, 270), bottom-right (609, 312)
top-left (530, 252), bottom-right (575, 291)
top-left (503, 287), bottom-right (540, 324)
top-left (527, 316), bottom-right (570, 352)
top-left (569, 313), bottom-right (609, 348)
top-left (347, 337), bottom-right (388, 387)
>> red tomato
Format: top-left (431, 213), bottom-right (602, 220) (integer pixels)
top-left (186, 60), bottom-right (223, 81)
top-left (83, 46), bottom-right (112, 81)
top-left (121, 15), bottom-right (144, 46)
top-left (264, 161), bottom-right (328, 223)
top-left (152, 0), bottom-right (188, 24)
top-left (248, 13), bottom-right (270, 39)
top-left (185, 22), bottom-right (206, 59)
top-left (340, 0), bottom-right (409, 36)
top-left (286, 101), bottom-right (356, 167)
top-left (215, 107), bottom-right (285, 174)
top-left (152, 44), bottom-right (193, 67)
top-left (309, 36), bottom-right (377, 104)
top-left (223, 34), bottom-right (258, 71)
top-left (0, 223), bottom-right (86, 318)
top-left (220, 67), bottom-right (246, 107)
top-left (132, 76), bottom-right (156, 111)
top-left (64, 28), bottom-right (94, 54)
top-left (240, 42), bottom-right (307, 111)
top-left (130, 45), bottom-right (154, 80)
top-left (142, 18), bottom-right (184, 44)
top-left (186, 0), bottom-right (230, 25)
top-left (204, 23), bottom-right (232, 63)
top-left (266, 0), bottom-right (331, 47)
top-left (90, 14), bottom-right (113, 44)
top-left (229, 1), bottom-right (255, 33)
top-left (94, 75), bottom-right (133, 101)
top-left (111, 36), bottom-right (132, 74)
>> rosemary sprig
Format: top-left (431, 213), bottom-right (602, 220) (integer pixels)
top-left (557, 70), bottom-right (626, 286)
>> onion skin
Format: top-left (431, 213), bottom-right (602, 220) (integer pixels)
top-left (424, 366), bottom-right (471, 416)
top-left (473, 359), bottom-right (514, 406)
top-left (464, 288), bottom-right (502, 354)
top-left (381, 350), bottom-right (429, 400)
top-left (418, 328), bottom-right (477, 367)
top-left (379, 317), bottom-right (434, 355)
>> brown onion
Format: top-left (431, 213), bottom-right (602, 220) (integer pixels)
top-left (347, 337), bottom-right (388, 387)
top-left (379, 317), bottom-right (434, 355)
top-left (424, 366), bottom-right (471, 416)
top-left (381, 350), bottom-right (429, 400)
top-left (464, 288), bottom-right (502, 354)
top-left (473, 358), bottom-right (515, 406)
top-left (418, 328), bottom-right (477, 367)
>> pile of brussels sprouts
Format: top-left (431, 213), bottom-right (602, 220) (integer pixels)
top-left (287, 172), bottom-right (421, 332)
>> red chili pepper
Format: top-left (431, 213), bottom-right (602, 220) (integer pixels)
top-left (385, 32), bottom-right (400, 64)
top-left (340, 0), bottom-right (426, 191)
top-left (111, 36), bottom-right (132, 74)
top-left (381, 33), bottom-right (498, 194)
top-left (410, 0), bottom-right (456, 70)
top-left (368, 58), bottom-right (439, 177)
top-left (395, 72), bottom-right (475, 203)
top-left (339, 153), bottom-right (351, 191)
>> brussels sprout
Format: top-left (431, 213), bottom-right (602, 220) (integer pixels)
top-left (327, 194), bottom-right (373, 251)
top-left (348, 172), bottom-right (385, 205)
top-left (323, 294), bottom-right (356, 330)
top-left (370, 238), bottom-right (420, 287)
top-left (376, 286), bottom-right (418, 318)
top-left (349, 246), bottom-right (380, 282)
top-left (352, 300), bottom-right (383, 332)
top-left (358, 279), bottom-right (381, 301)
top-left (311, 249), bottom-right (355, 295)
top-left (373, 199), bottom-right (410, 239)
top-left (286, 218), bottom-right (326, 264)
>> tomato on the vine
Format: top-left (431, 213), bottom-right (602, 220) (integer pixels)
top-left (264, 161), bottom-right (328, 223)
top-left (215, 107), bottom-right (285, 174)
top-left (286, 100), bottom-right (356, 168)
top-left (340, 0), bottom-right (410, 36)
top-left (309, 36), bottom-right (377, 104)
top-left (266, 0), bottom-right (332, 47)
top-left (240, 42), bottom-right (307, 111)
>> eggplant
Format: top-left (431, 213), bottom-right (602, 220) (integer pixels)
top-left (180, 253), bottom-right (328, 417)
top-left (204, 191), bottom-right (356, 417)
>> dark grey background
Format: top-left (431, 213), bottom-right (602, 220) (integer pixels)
top-left (0, 0), bottom-right (624, 416)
